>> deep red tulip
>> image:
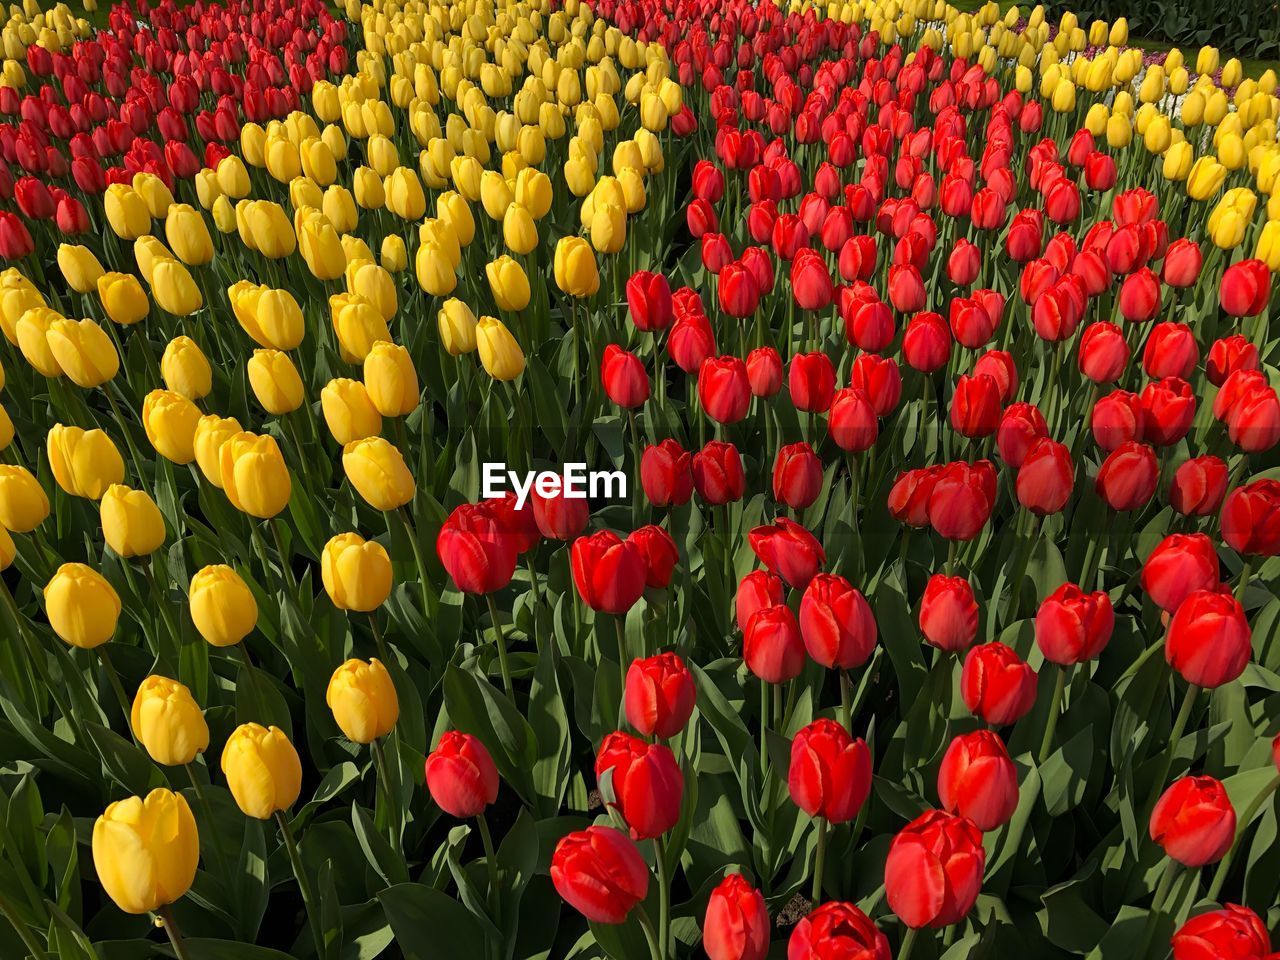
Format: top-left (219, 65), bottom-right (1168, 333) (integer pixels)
top-left (641, 439), bottom-right (694, 508)
top-left (961, 643), bottom-right (1037, 726)
top-left (1165, 590), bottom-right (1252, 689)
top-left (1161, 238), bottom-right (1202, 288)
top-left (1206, 334), bottom-right (1260, 387)
top-left (743, 604), bottom-right (805, 683)
top-left (1142, 533), bottom-right (1220, 613)
top-left (425, 731), bottom-right (499, 818)
top-left (1171, 905), bottom-right (1273, 960)
top-left (571, 531), bottom-right (647, 615)
top-left (595, 731), bottom-right (683, 839)
top-left (828, 387), bottom-right (878, 453)
top-left (937, 731), bottom-right (1018, 831)
top-left (1142, 322), bottom-right (1198, 380)
top-left (736, 570), bottom-right (785, 634)
top-left (692, 160), bottom-right (726, 204)
top-left (773, 442), bottom-right (822, 511)
top-left (1140, 377), bottom-right (1196, 447)
top-left (437, 503), bottom-right (518, 594)
top-left (746, 347), bottom-right (782, 398)
top-left (919, 574), bottom-right (978, 653)
top-left (1078, 322), bottom-right (1130, 384)
top-left (551, 826), bottom-right (649, 924)
top-left (626, 270), bottom-right (673, 332)
top-left (889, 467), bottom-right (940, 528)
top-left (625, 653), bottom-right (695, 739)
top-left (747, 518), bottom-right (826, 589)
top-left (799, 574), bottom-right (877, 669)
top-left (849, 354), bottom-right (902, 416)
top-left (601, 344), bottom-right (649, 409)
top-left (1091, 390), bottom-right (1145, 452)
top-left (0, 211), bottom-right (33, 259)
top-left (718, 262), bottom-right (761, 317)
top-left (788, 719), bottom-right (873, 823)
top-left (1168, 456), bottom-right (1228, 518)
top-left (704, 874), bottom-right (769, 960)
top-left (628, 525), bottom-right (679, 589)
top-left (947, 238), bottom-right (981, 286)
top-left (1118, 267), bottom-right (1161, 322)
top-left (699, 356), bottom-right (752, 424)
top-left (972, 350), bottom-right (1018, 403)
top-left (1226, 381), bottom-right (1280, 453)
top-left (1221, 479), bottom-right (1280, 556)
top-left (789, 352), bottom-right (837, 413)
top-left (1150, 775), bottom-right (1236, 867)
top-left (788, 902), bottom-right (890, 960)
top-left (791, 249), bottom-right (834, 311)
top-left (885, 810), bottom-right (985, 929)
top-left (693, 440), bottom-right (746, 505)
top-left (903, 312), bottom-right (951, 373)
top-left (887, 263), bottom-right (926, 312)
top-left (949, 374), bottom-right (1002, 438)
top-left (1016, 439), bottom-right (1073, 515)
top-left (1220, 259), bottom-right (1271, 318)
top-left (1096, 441), bottom-right (1159, 510)
top-left (997, 403), bottom-right (1048, 469)
top-left (1036, 583), bottom-right (1115, 665)
top-left (928, 460), bottom-right (997, 541)
top-left (530, 477), bottom-right (590, 541)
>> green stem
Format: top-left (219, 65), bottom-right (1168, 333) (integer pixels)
top-left (484, 593), bottom-right (514, 695)
top-left (812, 817), bottom-right (828, 904)
top-left (654, 837), bottom-right (670, 960)
top-left (0, 889), bottom-right (46, 959)
top-left (759, 677), bottom-right (769, 777)
top-left (840, 669), bottom-right (853, 731)
top-left (1037, 664), bottom-right (1069, 764)
top-left (1206, 773), bottom-right (1280, 901)
top-left (1235, 559), bottom-right (1252, 604)
top-left (184, 763), bottom-right (231, 881)
top-left (477, 813), bottom-right (501, 935)
top-left (143, 557), bottom-right (182, 665)
top-left (898, 927), bottom-right (920, 960)
top-left (370, 736), bottom-right (399, 848)
top-left (1135, 859), bottom-right (1180, 960)
top-left (1143, 684), bottom-right (1201, 818)
top-left (274, 811), bottom-right (326, 960)
top-left (267, 519), bottom-right (299, 596)
top-left (628, 409), bottom-right (644, 528)
top-left (396, 507), bottom-right (434, 621)
top-left (635, 905), bottom-right (664, 960)
top-left (368, 611), bottom-right (390, 664)
top-left (157, 905), bottom-right (192, 960)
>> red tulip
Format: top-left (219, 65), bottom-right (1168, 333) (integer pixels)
top-left (827, 387), bottom-right (878, 453)
top-left (641, 439), bottom-right (694, 508)
top-left (704, 874), bottom-right (769, 960)
top-left (840, 285), bottom-right (894, 352)
top-left (693, 440), bottom-right (746, 505)
top-left (718, 262), bottom-right (761, 317)
top-left (743, 604), bottom-right (805, 683)
top-left (1140, 377), bottom-right (1196, 447)
top-left (949, 374), bottom-right (1002, 438)
top-left (736, 570), bottom-right (785, 634)
top-left (699, 356), bottom-right (752, 424)
top-left (669, 313), bottom-right (716, 374)
top-left (997, 403), bottom-right (1048, 469)
top-left (595, 731), bottom-right (683, 839)
top-left (1168, 456), bottom-right (1228, 518)
top-left (919, 574), bottom-right (978, 653)
top-left (788, 719), bottom-right (873, 823)
top-left (628, 525), bottom-right (678, 589)
top-left (1150, 775), bottom-right (1236, 867)
top-left (437, 503), bottom-right (518, 594)
top-left (0, 211), bottom-right (33, 259)
top-left (571, 531), bottom-right (647, 615)
top-left (1118, 267), bottom-right (1161, 322)
top-left (1142, 533), bottom-right (1220, 613)
top-left (889, 467), bottom-right (940, 528)
top-left (1226, 382), bottom-right (1280, 453)
top-left (1035, 583), bottom-right (1115, 665)
top-left (947, 238), bottom-right (981, 286)
top-left (1077, 322), bottom-right (1130, 383)
top-left (1165, 589), bottom-right (1252, 689)
top-left (961, 643), bottom-right (1037, 726)
top-left (530, 476), bottom-right (590, 541)
top-left (1220, 259), bottom-right (1271, 318)
top-left (747, 518), bottom-right (826, 589)
top-left (773, 442), bottom-right (822, 511)
top-left (849, 354), bottom-right (902, 416)
top-left (601, 344), bottom-right (649, 409)
top-left (972, 350), bottom-right (1018, 403)
top-left (928, 460), bottom-right (997, 541)
top-left (791, 249), bottom-right (834, 310)
top-left (425, 731), bottom-right (499, 818)
top-left (1221, 479), bottom-right (1280, 556)
top-left (746, 347), bottom-right (782, 398)
top-left (1016, 438), bottom-right (1073, 515)
top-left (625, 653), bottom-right (695, 739)
top-left (789, 352), bottom-right (837, 413)
top-left (1206, 334), bottom-right (1260, 387)
top-left (1161, 238), bottom-right (1202, 288)
top-left (692, 160), bottom-right (725, 203)
top-left (626, 270), bottom-right (673, 332)
top-left (1142, 322), bottom-right (1198, 380)
top-left (885, 810), bottom-right (985, 929)
top-left (799, 573), bottom-right (877, 669)
top-left (788, 902), bottom-right (890, 960)
top-left (1095, 441), bottom-right (1159, 510)
top-left (937, 731), bottom-right (1018, 831)
top-left (887, 263), bottom-right (926, 312)
top-left (1171, 905), bottom-right (1273, 960)
top-left (1091, 390), bottom-right (1145, 452)
top-left (551, 826), bottom-right (649, 924)
top-left (903, 312), bottom-right (951, 373)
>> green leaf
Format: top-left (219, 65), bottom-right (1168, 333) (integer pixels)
top-left (378, 883), bottom-right (489, 960)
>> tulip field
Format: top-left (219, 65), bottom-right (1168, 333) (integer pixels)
top-left (3, 0), bottom-right (1280, 955)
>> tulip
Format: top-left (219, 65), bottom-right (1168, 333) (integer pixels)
top-left (1036, 583), bottom-right (1115, 665)
top-left (425, 731), bottom-right (500, 818)
top-left (595, 731), bottom-right (683, 839)
top-left (247, 350), bottom-right (305, 416)
top-left (919, 575), bottom-right (978, 653)
top-left (1220, 259), bottom-right (1271, 317)
top-left (625, 653), bottom-right (695, 739)
top-left (92, 790), bottom-right (198, 915)
top-left (698, 356), bottom-right (751, 424)
top-left (1171, 905), bottom-right (1273, 960)
top-left (476, 316), bottom-right (526, 381)
top-left (1221, 479), bottom-right (1280, 556)
top-left (222, 723), bottom-right (302, 819)
top-left (1150, 776), bottom-right (1236, 867)
top-left (165, 204), bottom-right (213, 265)
top-left (46, 318), bottom-right (118, 388)
top-left (554, 236), bottom-right (601, 297)
top-left (692, 440), bottom-right (745, 506)
top-left (130, 676), bottom-right (209, 767)
top-left (321, 378), bottom-right (382, 445)
top-left (1016, 439), bottom-right (1073, 515)
top-left (601, 344), bottom-right (649, 408)
top-left (1165, 590), bottom-right (1252, 689)
top-left (437, 502), bottom-right (518, 595)
top-left (640, 439), bottom-right (694, 507)
top-left (748, 518), bottom-right (825, 589)
top-left (160, 336), bottom-right (212, 400)
top-left (1168, 456), bottom-right (1228, 518)
top-left (56, 244), bottom-right (104, 293)
top-left (997, 404), bottom-right (1048, 469)
top-left (101, 484), bottom-right (166, 558)
top-left (47, 424), bottom-right (124, 500)
top-left (326, 658), bottom-right (399, 744)
top-left (744, 605), bottom-right (805, 683)
top-left (789, 352), bottom-right (836, 413)
top-left (363, 342), bottom-right (419, 417)
top-left (772, 442), bottom-right (822, 511)
top-left (551, 826), bottom-right (649, 924)
top-left (961, 642), bottom-right (1038, 726)
top-left (1095, 441), bottom-right (1158, 511)
top-left (736, 571), bottom-right (785, 635)
top-left (789, 902), bottom-right (890, 960)
top-left (486, 256), bottom-right (531, 312)
top-left (192, 415), bottom-right (242, 489)
top-left (703, 874), bottom-right (769, 960)
top-left (799, 574), bottom-right (877, 669)
top-left (43, 562), bottom-right (120, 649)
top-left (150, 260), bottom-right (203, 317)
top-left (571, 531), bottom-right (646, 615)
top-left (188, 565), bottom-right (257, 647)
top-left (98, 272), bottom-right (149, 326)
top-left (789, 719), bottom-right (872, 823)
top-left (1141, 534), bottom-right (1220, 613)
top-left (438, 299), bottom-right (479, 356)
top-left (322, 533), bottom-right (392, 613)
top-left (928, 461), bottom-right (996, 541)
top-left (628, 525), bottom-right (679, 589)
top-left (342, 437), bottom-right (414, 511)
top-left (885, 810), bottom-right (985, 929)
top-left (626, 271), bottom-right (673, 332)
top-left (937, 731), bottom-right (1018, 831)
top-left (221, 432), bottom-right (292, 519)
top-left (142, 390), bottom-right (201, 464)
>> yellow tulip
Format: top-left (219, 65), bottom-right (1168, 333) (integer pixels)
top-left (101, 484), bottom-right (166, 558)
top-left (0, 463), bottom-right (49, 531)
top-left (438, 298), bottom-right (479, 356)
top-left (56, 244), bottom-right (104, 293)
top-left (342, 437), bottom-right (415, 511)
top-left (346, 260), bottom-right (397, 321)
top-left (476, 315), bottom-right (525, 381)
top-left (16, 306), bottom-right (64, 378)
top-left (415, 240), bottom-right (458, 296)
top-left (363, 342), bottom-right (419, 417)
top-left (131, 676), bottom-right (210, 767)
top-left (133, 173), bottom-right (173, 219)
top-left (221, 723), bottom-right (302, 819)
top-left (384, 167), bottom-right (426, 220)
top-left (1254, 220), bottom-right (1280, 271)
top-left (46, 318), bottom-right (118, 388)
top-left (92, 789), bottom-right (198, 914)
top-left (330, 292), bottom-right (392, 363)
top-left (322, 185), bottom-right (358, 233)
top-left (97, 272), bottom-right (149, 326)
top-left (1186, 156), bottom-right (1227, 201)
top-left (143, 389), bottom-right (201, 464)
top-left (165, 204), bottom-right (214, 266)
top-left (247, 349), bottom-right (305, 416)
top-left (188, 564), bottom-right (257, 647)
top-left (47, 424), bottom-right (123, 500)
top-left (160, 336), bottom-right (212, 400)
top-left (192, 414), bottom-right (242, 489)
top-left (485, 256), bottom-right (530, 311)
top-left (321, 534), bottom-right (393, 613)
top-left (230, 283), bottom-right (305, 352)
top-left (220, 432), bottom-right (291, 519)
top-left (326, 658), bottom-right (399, 743)
top-left (103, 184), bottom-right (150, 239)
top-left (320, 377), bottom-right (382, 445)
top-left (380, 234), bottom-right (407, 273)
top-left (502, 201), bottom-right (538, 254)
top-left (554, 235), bottom-right (599, 297)
top-left (150, 260), bottom-right (203, 317)
top-left (43, 562), bottom-right (119, 648)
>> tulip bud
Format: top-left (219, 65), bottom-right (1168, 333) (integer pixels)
top-left (789, 902), bottom-right (889, 958)
top-left (551, 826), bottom-right (649, 924)
top-left (425, 731), bottom-right (500, 818)
top-left (98, 272), bottom-right (149, 326)
top-left (44, 562), bottom-right (120, 648)
top-left (47, 318), bottom-right (119, 388)
top-left (47, 424), bottom-right (123, 500)
top-left (799, 573), bottom-right (876, 668)
top-left (596, 731), bottom-right (684, 839)
top-left (1171, 905), bottom-right (1271, 960)
top-left (143, 389), bottom-right (201, 464)
top-left (92, 790), bottom-right (198, 914)
top-left (320, 378), bottom-right (382, 445)
top-left (1165, 589), bottom-right (1251, 689)
top-left (131, 675), bottom-right (210, 767)
top-left (101, 484), bottom-right (165, 558)
top-left (363, 342), bottom-right (419, 417)
top-left (885, 810), bottom-right (985, 929)
top-left (222, 723), bottom-right (302, 819)
top-left (1141, 533), bottom-right (1219, 613)
top-left (220, 431), bottom-right (291, 518)
top-left (788, 718), bottom-right (873, 823)
top-left (476, 316), bottom-right (526, 381)
top-left (1150, 775), bottom-right (1235, 867)
top-left (937, 731), bottom-right (1018, 831)
top-left (571, 530), bottom-right (646, 615)
top-left (189, 564), bottom-right (257, 647)
top-left (342, 437), bottom-right (415, 511)
top-left (0, 463), bottom-right (50, 532)
top-left (326, 658), bottom-right (399, 743)
top-left (624, 653), bottom-right (695, 739)
top-left (919, 574), bottom-right (979, 652)
top-left (321, 533), bottom-right (392, 612)
top-left (961, 642), bottom-right (1037, 726)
